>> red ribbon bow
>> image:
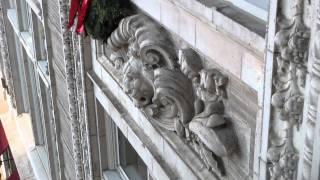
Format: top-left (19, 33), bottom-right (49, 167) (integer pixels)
top-left (68, 0), bottom-right (90, 34)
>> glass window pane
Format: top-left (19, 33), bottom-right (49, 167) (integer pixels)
top-left (244, 0), bottom-right (268, 10)
top-left (118, 129), bottom-right (147, 180)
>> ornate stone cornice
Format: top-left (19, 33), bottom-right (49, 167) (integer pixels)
top-left (105, 14), bottom-right (237, 177)
top-left (266, 0), bottom-right (310, 179)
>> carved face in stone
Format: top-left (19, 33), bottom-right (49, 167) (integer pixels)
top-left (123, 58), bottom-right (154, 108)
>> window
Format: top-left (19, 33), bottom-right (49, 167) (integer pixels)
top-left (244, 0), bottom-right (268, 10)
top-left (37, 76), bottom-right (52, 150)
top-left (18, 0), bottom-right (33, 32)
top-left (32, 15), bottom-right (46, 61)
top-left (94, 100), bottom-right (154, 180)
top-left (4, 0), bottom-right (56, 178)
top-left (201, 0), bottom-right (268, 21)
top-left (118, 129), bottom-right (148, 180)
top-left (229, 0), bottom-right (268, 20)
top-left (13, 34), bottom-right (30, 113)
top-left (25, 56), bottom-right (45, 145)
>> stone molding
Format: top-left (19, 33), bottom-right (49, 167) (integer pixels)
top-left (57, 0), bottom-right (84, 179)
top-left (105, 14), bottom-right (237, 176)
top-left (299, 1), bottom-right (320, 179)
top-left (0, 0), bottom-right (15, 109)
top-left (76, 36), bottom-right (92, 180)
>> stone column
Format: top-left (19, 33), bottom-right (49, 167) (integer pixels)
top-left (258, 0), bottom-right (311, 179)
top-left (57, 0), bottom-right (84, 179)
top-left (298, 0), bottom-right (320, 179)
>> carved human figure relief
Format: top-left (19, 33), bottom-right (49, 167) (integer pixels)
top-left (192, 69), bottom-right (227, 128)
top-left (178, 49), bottom-right (236, 174)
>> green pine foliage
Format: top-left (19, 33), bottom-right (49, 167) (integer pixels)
top-left (85, 0), bottom-right (131, 41)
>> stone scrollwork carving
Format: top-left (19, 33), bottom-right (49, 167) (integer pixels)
top-left (152, 68), bottom-right (195, 136)
top-left (108, 14), bottom-right (177, 70)
top-left (106, 14), bottom-right (237, 175)
top-left (267, 0), bottom-right (310, 179)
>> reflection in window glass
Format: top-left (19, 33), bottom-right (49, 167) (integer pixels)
top-left (118, 129), bottom-right (147, 180)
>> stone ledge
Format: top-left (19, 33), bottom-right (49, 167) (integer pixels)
top-left (91, 59), bottom-right (219, 179)
top-left (89, 71), bottom-right (174, 180)
top-left (7, 9), bottom-right (36, 61)
top-left (131, 0), bottom-right (265, 92)
top-left (131, 0), bottom-right (265, 55)
top-left (27, 146), bottom-right (50, 180)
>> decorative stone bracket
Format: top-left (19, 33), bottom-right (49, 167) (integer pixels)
top-left (105, 14), bottom-right (237, 175)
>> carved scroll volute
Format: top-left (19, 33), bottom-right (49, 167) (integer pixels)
top-left (108, 14), bottom-right (177, 70)
top-left (137, 31), bottom-right (177, 69)
top-left (151, 68), bottom-right (195, 136)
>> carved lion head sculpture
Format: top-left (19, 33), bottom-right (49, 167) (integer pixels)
top-left (122, 57), bottom-right (154, 107)
top-left (108, 14), bottom-right (180, 109)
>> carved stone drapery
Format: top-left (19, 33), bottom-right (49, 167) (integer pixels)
top-left (104, 14), bottom-right (237, 176)
top-left (265, 0), bottom-right (310, 179)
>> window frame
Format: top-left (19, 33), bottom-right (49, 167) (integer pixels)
top-left (228, 0), bottom-right (268, 21)
top-left (94, 98), bottom-right (153, 180)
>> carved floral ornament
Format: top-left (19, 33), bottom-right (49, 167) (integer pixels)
top-left (267, 0), bottom-right (310, 179)
top-left (105, 14), bottom-right (237, 175)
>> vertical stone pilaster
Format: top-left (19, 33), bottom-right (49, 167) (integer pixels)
top-left (77, 36), bottom-right (93, 180)
top-left (298, 1), bottom-right (320, 179)
top-left (57, 0), bottom-right (84, 179)
top-left (259, 0), bottom-right (311, 179)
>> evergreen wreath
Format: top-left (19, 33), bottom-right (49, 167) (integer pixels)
top-left (85, 0), bottom-right (131, 41)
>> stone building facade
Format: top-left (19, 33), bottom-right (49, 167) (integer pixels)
top-left (0, 0), bottom-right (319, 179)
